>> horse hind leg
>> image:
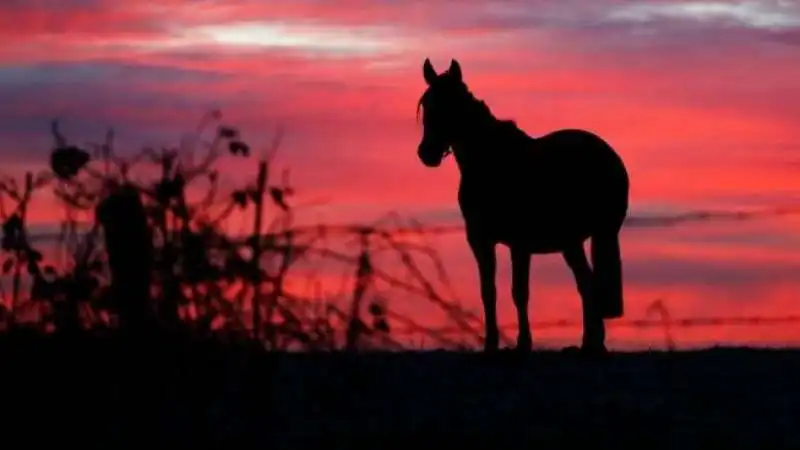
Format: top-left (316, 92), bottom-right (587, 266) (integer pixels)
top-left (590, 229), bottom-right (624, 319)
top-left (563, 245), bottom-right (605, 351)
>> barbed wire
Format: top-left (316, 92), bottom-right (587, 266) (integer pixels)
top-left (388, 315), bottom-right (800, 335)
top-left (22, 210), bottom-right (800, 341)
top-left (23, 203), bottom-right (800, 244)
top-left (385, 313), bottom-right (800, 351)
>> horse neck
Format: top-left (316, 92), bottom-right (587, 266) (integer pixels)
top-left (450, 100), bottom-right (513, 177)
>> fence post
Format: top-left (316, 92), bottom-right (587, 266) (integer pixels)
top-left (96, 183), bottom-right (155, 335)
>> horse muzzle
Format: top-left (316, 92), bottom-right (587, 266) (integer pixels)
top-left (417, 144), bottom-right (446, 168)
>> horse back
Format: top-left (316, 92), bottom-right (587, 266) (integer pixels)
top-left (458, 128), bottom-right (628, 251)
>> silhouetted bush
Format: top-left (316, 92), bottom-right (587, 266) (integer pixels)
top-left (0, 112), bottom-right (484, 350)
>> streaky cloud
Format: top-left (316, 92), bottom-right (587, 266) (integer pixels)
top-left (625, 205), bottom-right (800, 228)
top-left (606, 1), bottom-right (800, 30)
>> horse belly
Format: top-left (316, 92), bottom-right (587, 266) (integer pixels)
top-left (465, 197), bottom-right (591, 253)
top-left (459, 167), bottom-right (621, 253)
top-left (500, 209), bottom-right (593, 253)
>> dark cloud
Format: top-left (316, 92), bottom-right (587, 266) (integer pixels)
top-left (409, 205), bottom-right (800, 230)
top-left (427, 0), bottom-right (800, 68)
top-left (0, 72), bottom-right (225, 152)
top-left (0, 62), bottom-right (240, 154)
top-left (0, 61), bottom-right (228, 86)
top-left (625, 206), bottom-right (800, 228)
top-left (623, 254), bottom-right (800, 289)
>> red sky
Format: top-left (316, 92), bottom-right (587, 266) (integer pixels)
top-left (2, 0), bottom-right (800, 349)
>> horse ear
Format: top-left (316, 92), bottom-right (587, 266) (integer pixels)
top-left (449, 59), bottom-right (462, 82)
top-left (423, 58), bottom-right (437, 85)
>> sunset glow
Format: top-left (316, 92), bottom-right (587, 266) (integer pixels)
top-left (2, 0), bottom-right (800, 349)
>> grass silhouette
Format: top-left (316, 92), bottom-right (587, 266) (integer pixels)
top-left (2, 334), bottom-right (799, 448)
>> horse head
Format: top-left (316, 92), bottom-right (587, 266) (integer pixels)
top-left (416, 58), bottom-right (470, 168)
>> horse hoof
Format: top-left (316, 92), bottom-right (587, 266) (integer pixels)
top-left (583, 346), bottom-right (609, 359)
top-left (562, 346), bottom-right (581, 355)
top-left (515, 341), bottom-right (532, 353)
top-left (562, 345), bottom-right (609, 359)
top-left (482, 336), bottom-right (500, 354)
top-left (483, 344), bottom-right (500, 354)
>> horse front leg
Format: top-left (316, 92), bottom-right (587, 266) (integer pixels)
top-left (468, 237), bottom-right (498, 352)
top-left (510, 246), bottom-right (532, 352)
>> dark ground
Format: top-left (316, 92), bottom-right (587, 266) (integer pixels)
top-left (2, 332), bottom-right (799, 449)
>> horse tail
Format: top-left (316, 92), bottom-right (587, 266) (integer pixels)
top-left (591, 229), bottom-right (624, 319)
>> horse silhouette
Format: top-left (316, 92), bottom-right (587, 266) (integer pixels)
top-left (415, 59), bottom-right (629, 354)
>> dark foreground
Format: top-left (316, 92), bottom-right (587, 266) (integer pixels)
top-left (2, 332), bottom-right (799, 449)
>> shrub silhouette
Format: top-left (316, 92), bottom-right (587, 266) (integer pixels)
top-left (0, 112), bottom-right (483, 350)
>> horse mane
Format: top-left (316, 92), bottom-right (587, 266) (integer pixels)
top-left (468, 96), bottom-right (530, 142)
top-left (416, 88), bottom-right (531, 143)
top-left (496, 119), bottom-right (529, 141)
